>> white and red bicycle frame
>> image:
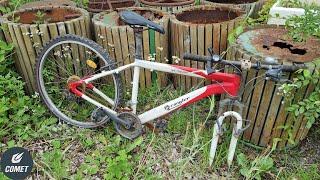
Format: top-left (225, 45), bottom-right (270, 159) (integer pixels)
top-left (69, 58), bottom-right (241, 124)
top-left (68, 28), bottom-right (241, 125)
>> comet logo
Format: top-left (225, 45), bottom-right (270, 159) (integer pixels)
top-left (11, 152), bottom-right (24, 164)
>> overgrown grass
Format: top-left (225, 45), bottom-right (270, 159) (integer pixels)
top-left (0, 39), bottom-right (319, 179)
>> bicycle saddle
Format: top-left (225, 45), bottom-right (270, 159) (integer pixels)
top-left (119, 10), bottom-right (165, 34)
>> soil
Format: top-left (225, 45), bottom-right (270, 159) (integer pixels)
top-left (88, 0), bottom-right (135, 12)
top-left (19, 0), bottom-right (76, 9)
top-left (11, 8), bottom-right (82, 24)
top-left (176, 9), bottom-right (240, 24)
top-left (96, 9), bottom-right (163, 26)
top-left (245, 28), bottom-right (320, 63)
top-left (207, 0), bottom-right (258, 4)
top-left (140, 0), bottom-right (194, 6)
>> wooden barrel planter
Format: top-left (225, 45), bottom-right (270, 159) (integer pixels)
top-left (0, 0), bottom-right (9, 41)
top-left (88, 0), bottom-right (138, 13)
top-left (205, 0), bottom-right (265, 18)
top-left (1, 6), bottom-right (91, 93)
top-left (0, 0), bottom-right (9, 15)
top-left (92, 7), bottom-right (170, 89)
top-left (227, 26), bottom-right (320, 149)
top-left (139, 0), bottom-right (195, 13)
top-left (19, 0), bottom-right (77, 9)
top-left (170, 5), bottom-right (245, 90)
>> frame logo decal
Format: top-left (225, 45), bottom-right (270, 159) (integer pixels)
top-left (0, 147), bottom-right (33, 179)
top-left (164, 97), bottom-right (190, 111)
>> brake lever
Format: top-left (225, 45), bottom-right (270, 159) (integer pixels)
top-left (206, 48), bottom-right (221, 74)
top-left (265, 68), bottom-right (290, 83)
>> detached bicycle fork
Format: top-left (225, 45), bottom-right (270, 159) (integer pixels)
top-left (209, 99), bottom-right (249, 167)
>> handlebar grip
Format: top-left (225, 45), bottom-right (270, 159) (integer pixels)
top-left (183, 53), bottom-right (211, 62)
top-left (281, 64), bottom-right (307, 72)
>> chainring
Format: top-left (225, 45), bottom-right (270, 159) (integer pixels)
top-left (114, 112), bottom-right (142, 140)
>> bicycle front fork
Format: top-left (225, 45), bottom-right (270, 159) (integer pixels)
top-left (209, 99), bottom-right (249, 167)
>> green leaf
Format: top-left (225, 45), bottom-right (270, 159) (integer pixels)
top-left (237, 153), bottom-right (248, 166)
top-left (126, 136), bottom-right (143, 153)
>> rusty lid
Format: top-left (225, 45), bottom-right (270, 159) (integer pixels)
top-left (88, 0), bottom-right (137, 13)
top-left (139, 0), bottom-right (195, 7)
top-left (237, 26), bottom-right (320, 63)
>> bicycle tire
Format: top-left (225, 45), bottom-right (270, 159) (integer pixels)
top-left (36, 34), bottom-right (124, 128)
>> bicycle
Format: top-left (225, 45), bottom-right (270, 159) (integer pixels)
top-left (35, 11), bottom-right (306, 166)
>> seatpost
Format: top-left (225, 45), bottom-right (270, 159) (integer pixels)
top-left (131, 26), bottom-right (144, 114)
top-left (133, 27), bottom-right (144, 60)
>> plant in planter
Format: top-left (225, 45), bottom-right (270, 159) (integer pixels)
top-left (267, 0), bottom-right (320, 25)
top-left (170, 5), bottom-right (245, 90)
top-left (228, 26), bottom-right (320, 149)
top-left (204, 0), bottom-right (265, 17)
top-left (1, 6), bottom-right (91, 93)
top-left (139, 0), bottom-right (195, 13)
top-left (88, 0), bottom-right (137, 13)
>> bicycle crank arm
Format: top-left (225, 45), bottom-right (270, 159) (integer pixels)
top-left (105, 111), bottom-right (133, 129)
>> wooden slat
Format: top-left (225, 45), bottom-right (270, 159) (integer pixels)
top-left (30, 25), bottom-right (43, 55)
top-left (13, 24), bottom-right (36, 92)
top-left (171, 21), bottom-right (178, 87)
top-left (159, 18), bottom-right (168, 87)
top-left (220, 23), bottom-right (228, 55)
top-left (8, 23), bottom-right (33, 92)
top-left (243, 67), bottom-right (265, 141)
top-left (72, 20), bottom-right (86, 76)
top-left (213, 24), bottom-right (220, 55)
top-left (127, 28), bottom-right (135, 63)
top-left (79, 18), bottom-right (88, 37)
top-left (183, 24), bottom-right (191, 91)
top-left (20, 25), bottom-right (36, 70)
top-left (47, 23), bottom-right (67, 77)
top-left (66, 21), bottom-right (80, 75)
top-left (190, 25), bottom-right (198, 88)
top-left (197, 25), bottom-right (205, 86)
top-left (204, 24), bottom-right (213, 85)
top-left (279, 67), bottom-right (316, 148)
top-left (178, 23), bottom-right (185, 89)
top-left (106, 28), bottom-right (116, 60)
top-left (155, 25), bottom-right (162, 87)
top-left (39, 24), bottom-right (50, 46)
top-left (119, 26), bottom-right (131, 86)
top-left (259, 73), bottom-right (290, 146)
top-left (278, 84), bottom-right (305, 148)
top-left (227, 21), bottom-right (235, 49)
top-left (295, 79), bottom-right (319, 141)
top-left (143, 28), bottom-right (151, 87)
top-left (251, 70), bottom-right (273, 145)
top-left (269, 79), bottom-right (292, 146)
top-left (111, 27), bottom-right (126, 85)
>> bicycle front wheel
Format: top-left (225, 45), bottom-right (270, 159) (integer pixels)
top-left (36, 35), bottom-right (123, 128)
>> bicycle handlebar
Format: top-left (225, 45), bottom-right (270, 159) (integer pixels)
top-left (183, 53), bottom-right (307, 72)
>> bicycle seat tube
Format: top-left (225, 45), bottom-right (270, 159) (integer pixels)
top-left (133, 27), bottom-right (144, 60)
top-left (131, 27), bottom-right (144, 113)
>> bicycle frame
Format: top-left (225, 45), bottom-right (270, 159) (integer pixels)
top-left (69, 28), bottom-right (241, 124)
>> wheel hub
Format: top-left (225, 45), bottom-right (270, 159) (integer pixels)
top-left (67, 75), bottom-right (86, 93)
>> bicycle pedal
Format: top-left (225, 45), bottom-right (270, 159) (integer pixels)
top-left (118, 107), bottom-right (132, 112)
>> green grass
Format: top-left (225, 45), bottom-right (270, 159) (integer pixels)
top-left (1, 78), bottom-right (319, 179)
